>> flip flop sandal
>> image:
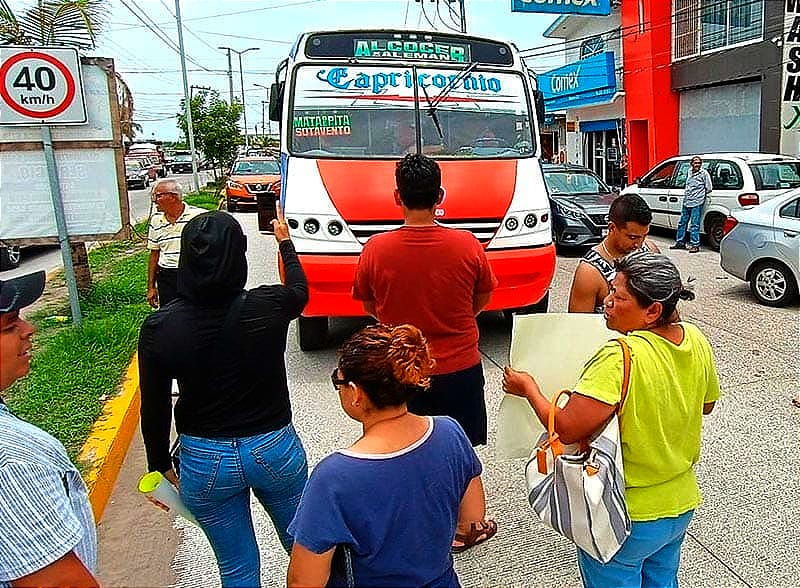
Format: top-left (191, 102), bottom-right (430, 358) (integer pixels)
top-left (451, 519), bottom-right (498, 554)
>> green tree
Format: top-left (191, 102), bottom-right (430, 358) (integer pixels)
top-left (177, 91), bottom-right (242, 180)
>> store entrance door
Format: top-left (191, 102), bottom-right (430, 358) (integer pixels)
top-left (583, 130), bottom-right (623, 187)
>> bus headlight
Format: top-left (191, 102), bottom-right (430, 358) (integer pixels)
top-left (327, 220), bottom-right (343, 236)
top-left (505, 217), bottom-right (519, 231)
top-left (524, 213), bottom-right (537, 228)
top-left (304, 218), bottom-right (320, 234)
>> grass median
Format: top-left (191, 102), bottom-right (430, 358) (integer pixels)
top-left (4, 191), bottom-right (221, 464)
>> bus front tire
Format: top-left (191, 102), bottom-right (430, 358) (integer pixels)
top-left (298, 316), bottom-right (328, 351)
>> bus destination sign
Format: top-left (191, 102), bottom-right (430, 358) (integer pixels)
top-left (353, 39), bottom-right (470, 63)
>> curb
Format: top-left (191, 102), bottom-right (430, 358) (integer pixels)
top-left (78, 353), bottom-right (141, 522)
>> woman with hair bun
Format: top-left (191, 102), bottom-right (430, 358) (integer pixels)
top-left (504, 251), bottom-right (721, 588)
top-left (287, 324), bottom-right (496, 588)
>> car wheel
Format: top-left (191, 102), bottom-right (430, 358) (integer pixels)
top-left (298, 316), bottom-right (328, 351)
top-left (705, 214), bottom-right (725, 251)
top-left (749, 260), bottom-right (798, 307)
top-left (226, 197), bottom-right (237, 212)
top-left (0, 245), bottom-right (21, 270)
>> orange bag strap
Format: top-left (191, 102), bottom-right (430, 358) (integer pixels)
top-left (616, 338), bottom-right (632, 412)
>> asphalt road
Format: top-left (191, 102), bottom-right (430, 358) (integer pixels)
top-left (1, 172), bottom-right (214, 280)
top-left (97, 211), bottom-right (800, 588)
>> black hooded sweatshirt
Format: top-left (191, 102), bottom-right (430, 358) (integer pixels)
top-left (138, 212), bottom-right (308, 473)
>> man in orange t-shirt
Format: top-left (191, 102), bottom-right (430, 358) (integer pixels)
top-left (352, 154), bottom-right (498, 446)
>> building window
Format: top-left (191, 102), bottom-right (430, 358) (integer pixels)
top-left (580, 36), bottom-right (605, 59)
top-left (672, 0), bottom-right (763, 60)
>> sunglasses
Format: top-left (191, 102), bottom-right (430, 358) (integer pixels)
top-left (151, 191), bottom-right (177, 202)
top-left (331, 368), bottom-right (348, 391)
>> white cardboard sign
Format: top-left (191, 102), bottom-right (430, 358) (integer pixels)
top-left (0, 46), bottom-right (87, 125)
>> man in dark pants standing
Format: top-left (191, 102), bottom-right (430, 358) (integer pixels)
top-left (671, 156), bottom-right (712, 253)
top-left (353, 154), bottom-right (498, 447)
top-left (146, 179), bottom-right (204, 308)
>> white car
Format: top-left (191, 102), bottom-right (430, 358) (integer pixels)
top-left (719, 189), bottom-right (800, 307)
top-left (622, 153), bottom-right (800, 250)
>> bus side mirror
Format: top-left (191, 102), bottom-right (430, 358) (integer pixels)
top-left (533, 90), bottom-right (545, 127)
top-left (269, 82), bottom-right (284, 122)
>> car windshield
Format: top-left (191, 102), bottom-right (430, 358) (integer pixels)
top-left (749, 162), bottom-right (800, 190)
top-left (232, 160), bottom-right (280, 175)
top-left (544, 170), bottom-right (611, 195)
top-left (173, 154), bottom-right (192, 162)
top-left (289, 64), bottom-right (534, 159)
top-left (125, 164), bottom-right (140, 173)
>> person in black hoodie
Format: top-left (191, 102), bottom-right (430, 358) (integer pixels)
top-left (139, 206), bottom-right (309, 588)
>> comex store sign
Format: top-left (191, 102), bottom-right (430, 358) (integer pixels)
top-left (510, 0), bottom-right (611, 16)
top-left (539, 52), bottom-right (616, 111)
top-left (316, 67), bottom-right (503, 95)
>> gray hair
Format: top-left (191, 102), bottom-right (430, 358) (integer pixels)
top-left (152, 178), bottom-right (184, 200)
top-left (615, 251), bottom-right (695, 325)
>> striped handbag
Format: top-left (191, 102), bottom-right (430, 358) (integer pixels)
top-left (524, 338), bottom-right (632, 563)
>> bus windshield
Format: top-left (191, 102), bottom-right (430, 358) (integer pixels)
top-left (289, 64), bottom-right (534, 159)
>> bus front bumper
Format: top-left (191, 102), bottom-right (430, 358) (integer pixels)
top-left (293, 244), bottom-right (556, 317)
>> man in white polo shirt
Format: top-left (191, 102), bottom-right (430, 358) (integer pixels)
top-left (146, 179), bottom-right (205, 308)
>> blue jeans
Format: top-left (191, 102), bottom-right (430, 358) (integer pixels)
top-left (577, 510), bottom-right (694, 588)
top-left (179, 424), bottom-right (308, 588)
top-left (675, 205), bottom-right (703, 247)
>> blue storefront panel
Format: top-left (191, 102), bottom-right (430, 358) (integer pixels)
top-left (539, 52), bottom-right (617, 112)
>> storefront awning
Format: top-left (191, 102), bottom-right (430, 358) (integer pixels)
top-left (579, 119), bottom-right (619, 132)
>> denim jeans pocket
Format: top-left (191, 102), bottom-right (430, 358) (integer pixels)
top-left (179, 439), bottom-right (224, 499)
top-left (250, 426), bottom-right (307, 481)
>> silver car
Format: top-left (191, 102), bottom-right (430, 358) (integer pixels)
top-left (720, 188), bottom-right (800, 307)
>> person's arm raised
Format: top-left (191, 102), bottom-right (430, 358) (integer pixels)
top-left (272, 201), bottom-right (309, 316)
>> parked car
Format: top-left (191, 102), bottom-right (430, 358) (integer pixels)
top-left (169, 153), bottom-right (194, 174)
top-left (125, 160), bottom-right (150, 190)
top-left (719, 188), bottom-right (800, 307)
top-left (126, 156), bottom-right (158, 182)
top-left (543, 164), bottom-right (616, 247)
top-left (622, 153), bottom-right (800, 250)
top-left (0, 244), bottom-right (21, 270)
top-left (225, 157), bottom-right (281, 212)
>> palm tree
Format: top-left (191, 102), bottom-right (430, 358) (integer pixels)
top-left (0, 0), bottom-right (138, 291)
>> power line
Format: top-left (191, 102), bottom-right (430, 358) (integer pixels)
top-left (116, 0), bottom-right (214, 72)
top-left (157, 0), bottom-right (223, 54)
top-left (193, 30), bottom-right (293, 45)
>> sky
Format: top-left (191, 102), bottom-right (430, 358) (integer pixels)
top-left (87, 0), bottom-right (567, 141)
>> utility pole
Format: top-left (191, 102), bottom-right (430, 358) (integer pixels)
top-left (254, 83), bottom-right (271, 137)
top-left (218, 46), bottom-right (235, 105)
top-left (175, 0), bottom-right (200, 192)
top-left (220, 46), bottom-right (259, 147)
top-left (458, 0), bottom-right (466, 33)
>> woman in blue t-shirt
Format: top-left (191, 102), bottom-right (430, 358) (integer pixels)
top-left (287, 324), bottom-right (497, 587)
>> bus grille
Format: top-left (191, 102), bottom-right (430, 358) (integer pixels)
top-left (348, 219), bottom-right (502, 245)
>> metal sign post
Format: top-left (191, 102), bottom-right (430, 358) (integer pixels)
top-left (41, 125), bottom-right (82, 324)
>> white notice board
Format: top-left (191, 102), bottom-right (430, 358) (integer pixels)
top-left (0, 149), bottom-right (123, 238)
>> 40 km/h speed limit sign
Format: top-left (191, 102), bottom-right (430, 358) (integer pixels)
top-left (0, 47), bottom-right (87, 125)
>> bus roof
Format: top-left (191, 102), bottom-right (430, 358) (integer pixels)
top-left (294, 29), bottom-right (517, 67)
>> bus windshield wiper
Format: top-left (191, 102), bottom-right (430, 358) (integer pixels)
top-left (419, 61), bottom-right (478, 145)
top-left (420, 83), bottom-right (444, 143)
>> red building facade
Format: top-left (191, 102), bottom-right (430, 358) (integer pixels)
top-left (621, 1), bottom-right (679, 183)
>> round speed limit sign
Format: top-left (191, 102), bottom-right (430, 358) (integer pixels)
top-left (0, 47), bottom-right (87, 125)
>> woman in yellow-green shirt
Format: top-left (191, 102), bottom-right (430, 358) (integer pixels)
top-left (504, 251), bottom-right (720, 588)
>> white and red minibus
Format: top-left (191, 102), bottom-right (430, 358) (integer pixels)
top-left (268, 29), bottom-right (556, 349)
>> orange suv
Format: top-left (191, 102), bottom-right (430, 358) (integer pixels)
top-left (225, 157), bottom-right (281, 212)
